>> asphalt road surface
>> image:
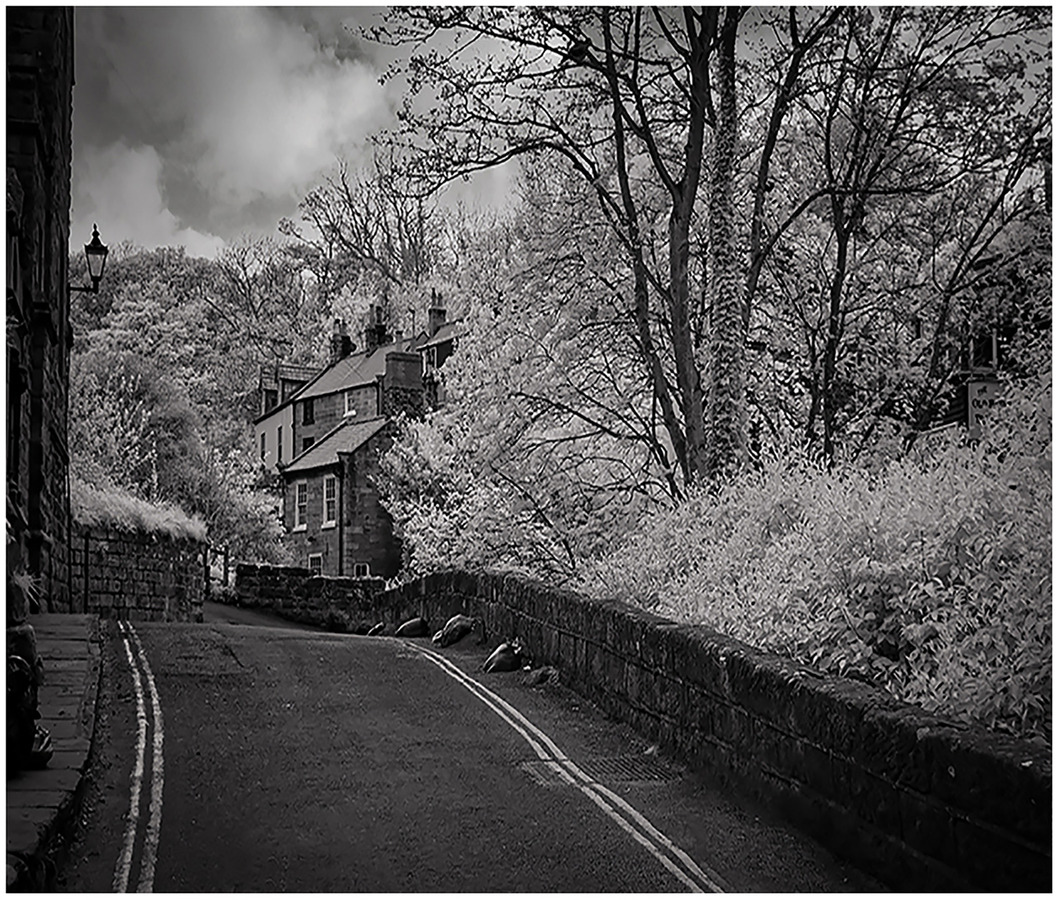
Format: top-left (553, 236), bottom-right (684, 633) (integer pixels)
top-left (57, 605), bottom-right (883, 892)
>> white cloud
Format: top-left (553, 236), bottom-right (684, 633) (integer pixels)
top-left (70, 142), bottom-right (226, 259)
top-left (188, 9), bottom-right (391, 204)
top-left (89, 8), bottom-right (391, 210)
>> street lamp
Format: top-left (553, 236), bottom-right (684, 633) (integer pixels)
top-left (69, 224), bottom-right (108, 293)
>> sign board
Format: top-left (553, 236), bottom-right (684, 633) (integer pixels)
top-left (967, 379), bottom-right (1002, 440)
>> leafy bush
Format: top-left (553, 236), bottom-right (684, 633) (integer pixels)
top-left (580, 371), bottom-right (1051, 744)
top-left (378, 416), bottom-right (578, 581)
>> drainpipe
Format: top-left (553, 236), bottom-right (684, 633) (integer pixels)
top-left (336, 460), bottom-right (344, 576)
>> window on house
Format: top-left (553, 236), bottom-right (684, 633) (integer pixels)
top-left (302, 398), bottom-right (315, 425)
top-left (277, 426), bottom-right (283, 462)
top-left (260, 431), bottom-right (266, 460)
top-left (352, 562), bottom-right (370, 578)
top-left (323, 475), bottom-right (337, 527)
top-left (302, 437), bottom-right (315, 452)
top-left (308, 554), bottom-right (323, 576)
top-left (971, 333), bottom-right (997, 370)
top-left (295, 481), bottom-right (308, 529)
top-left (344, 389), bottom-right (357, 417)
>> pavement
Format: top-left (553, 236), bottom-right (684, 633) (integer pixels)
top-left (6, 614), bottom-right (101, 891)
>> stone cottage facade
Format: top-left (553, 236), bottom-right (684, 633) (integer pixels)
top-left (280, 417), bottom-right (398, 578)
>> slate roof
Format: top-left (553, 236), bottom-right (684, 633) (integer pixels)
top-left (419, 320), bottom-right (460, 350)
top-left (296, 334), bottom-right (423, 401)
top-left (253, 322), bottom-right (461, 426)
top-left (279, 415), bottom-right (389, 475)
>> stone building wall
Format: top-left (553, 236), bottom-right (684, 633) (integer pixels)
top-left (7, 7), bottom-right (76, 611)
top-left (339, 431), bottom-right (400, 578)
top-left (68, 525), bottom-right (205, 623)
top-left (282, 429), bottom-right (399, 579)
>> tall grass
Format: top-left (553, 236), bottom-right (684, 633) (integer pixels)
top-left (71, 477), bottom-right (207, 542)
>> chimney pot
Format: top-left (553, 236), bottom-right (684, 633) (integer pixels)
top-left (329, 318), bottom-right (353, 364)
top-left (428, 295), bottom-right (446, 337)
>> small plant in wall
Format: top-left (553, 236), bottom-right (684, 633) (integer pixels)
top-left (8, 568), bottom-right (42, 617)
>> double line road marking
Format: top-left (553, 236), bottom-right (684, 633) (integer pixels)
top-left (407, 641), bottom-right (730, 893)
top-left (114, 621), bottom-right (165, 893)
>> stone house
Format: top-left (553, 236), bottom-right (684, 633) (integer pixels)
top-left (7, 8), bottom-right (76, 610)
top-left (256, 298), bottom-right (457, 576)
top-left (279, 417), bottom-right (398, 578)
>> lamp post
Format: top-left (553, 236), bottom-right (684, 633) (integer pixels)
top-left (69, 224), bottom-right (108, 293)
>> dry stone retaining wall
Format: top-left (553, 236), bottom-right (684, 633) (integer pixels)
top-left (233, 564), bottom-right (384, 632)
top-left (376, 570), bottom-right (1050, 893)
top-left (68, 525), bottom-right (205, 623)
top-left (230, 564), bottom-right (1050, 891)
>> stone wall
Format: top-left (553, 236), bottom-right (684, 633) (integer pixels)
top-left (68, 525), bottom-right (205, 623)
top-left (372, 570), bottom-right (1050, 893)
top-left (233, 564), bottom-right (384, 631)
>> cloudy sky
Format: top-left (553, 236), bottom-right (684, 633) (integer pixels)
top-left (70, 7), bottom-right (512, 259)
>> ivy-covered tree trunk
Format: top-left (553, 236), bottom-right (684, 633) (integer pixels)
top-left (705, 8), bottom-right (747, 479)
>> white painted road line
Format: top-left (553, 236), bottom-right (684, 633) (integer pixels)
top-left (407, 640), bottom-right (729, 893)
top-left (113, 622), bottom-right (165, 894)
top-left (114, 621), bottom-right (147, 894)
top-left (129, 624), bottom-right (165, 893)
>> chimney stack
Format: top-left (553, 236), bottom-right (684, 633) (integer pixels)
top-left (329, 319), bottom-right (353, 365)
top-left (428, 288), bottom-right (446, 337)
top-left (363, 303), bottom-right (392, 355)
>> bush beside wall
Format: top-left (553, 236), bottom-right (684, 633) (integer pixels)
top-left (232, 564), bottom-right (1050, 891)
top-left (69, 524), bottom-right (205, 623)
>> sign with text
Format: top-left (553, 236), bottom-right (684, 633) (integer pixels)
top-left (967, 379), bottom-right (1002, 440)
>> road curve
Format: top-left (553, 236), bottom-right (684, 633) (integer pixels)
top-left (60, 616), bottom-right (883, 892)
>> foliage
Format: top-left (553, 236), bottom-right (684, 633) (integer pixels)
top-left (373, 6), bottom-right (1049, 476)
top-left (71, 477), bottom-right (207, 542)
top-left (371, 7), bottom-right (795, 486)
top-left (67, 242), bottom-right (318, 563)
top-left (745, 7), bottom-right (1050, 464)
top-left (376, 183), bottom-right (672, 581)
top-left (580, 372), bottom-right (1051, 743)
top-left (378, 415), bottom-right (578, 582)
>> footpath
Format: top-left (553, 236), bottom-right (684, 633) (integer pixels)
top-left (6, 614), bottom-right (101, 891)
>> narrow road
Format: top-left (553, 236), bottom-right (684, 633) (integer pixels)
top-left (58, 611), bottom-right (882, 892)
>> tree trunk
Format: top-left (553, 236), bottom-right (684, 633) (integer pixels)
top-left (705, 8), bottom-right (747, 480)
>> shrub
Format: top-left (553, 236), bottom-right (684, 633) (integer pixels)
top-left (581, 370), bottom-right (1051, 744)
